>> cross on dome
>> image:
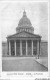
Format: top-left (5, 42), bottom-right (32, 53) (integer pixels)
top-left (23, 10), bottom-right (26, 17)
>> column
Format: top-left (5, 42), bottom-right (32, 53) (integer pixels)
top-left (39, 41), bottom-right (40, 55)
top-left (20, 40), bottom-right (22, 56)
top-left (9, 41), bottom-right (11, 56)
top-left (32, 40), bottom-right (33, 56)
top-left (26, 40), bottom-right (28, 56)
top-left (37, 40), bottom-right (40, 59)
top-left (7, 40), bottom-right (9, 55)
top-left (15, 41), bottom-right (16, 56)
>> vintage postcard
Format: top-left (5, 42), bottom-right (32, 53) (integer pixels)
top-left (0, 0), bottom-right (50, 79)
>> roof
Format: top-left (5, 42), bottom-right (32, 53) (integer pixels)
top-left (17, 10), bottom-right (32, 28)
top-left (7, 31), bottom-right (41, 39)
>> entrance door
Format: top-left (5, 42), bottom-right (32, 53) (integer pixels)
top-left (16, 40), bottom-right (20, 56)
top-left (28, 40), bottom-right (32, 55)
top-left (11, 40), bottom-right (15, 56)
top-left (22, 40), bottom-right (26, 56)
top-left (33, 40), bottom-right (37, 55)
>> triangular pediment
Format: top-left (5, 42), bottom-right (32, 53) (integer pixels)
top-left (7, 31), bottom-right (41, 38)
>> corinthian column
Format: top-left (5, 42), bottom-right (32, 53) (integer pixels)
top-left (32, 40), bottom-right (33, 56)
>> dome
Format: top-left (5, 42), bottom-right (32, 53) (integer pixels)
top-left (18, 10), bottom-right (32, 27)
top-left (16, 10), bottom-right (34, 34)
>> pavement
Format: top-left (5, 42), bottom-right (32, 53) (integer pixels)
top-left (34, 57), bottom-right (48, 68)
top-left (2, 57), bottom-right (48, 71)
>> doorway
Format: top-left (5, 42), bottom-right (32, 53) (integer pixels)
top-left (22, 40), bottom-right (26, 56)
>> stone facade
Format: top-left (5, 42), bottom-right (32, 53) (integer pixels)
top-left (40, 41), bottom-right (48, 57)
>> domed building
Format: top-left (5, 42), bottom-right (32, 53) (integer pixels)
top-left (7, 10), bottom-right (41, 58)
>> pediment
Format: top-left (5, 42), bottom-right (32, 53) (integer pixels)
top-left (7, 31), bottom-right (41, 38)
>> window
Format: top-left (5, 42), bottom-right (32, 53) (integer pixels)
top-left (25, 29), bottom-right (26, 31)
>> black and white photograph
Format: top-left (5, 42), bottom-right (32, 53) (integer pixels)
top-left (1, 0), bottom-right (48, 73)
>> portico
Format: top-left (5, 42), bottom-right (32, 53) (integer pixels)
top-left (7, 37), bottom-right (41, 57)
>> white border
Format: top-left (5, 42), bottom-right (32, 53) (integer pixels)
top-left (0, 0), bottom-right (50, 79)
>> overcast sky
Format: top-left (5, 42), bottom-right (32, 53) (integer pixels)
top-left (1, 1), bottom-right (48, 41)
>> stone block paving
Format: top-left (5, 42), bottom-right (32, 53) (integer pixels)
top-left (2, 57), bottom-right (48, 71)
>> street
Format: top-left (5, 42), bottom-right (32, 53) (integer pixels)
top-left (2, 57), bottom-right (48, 71)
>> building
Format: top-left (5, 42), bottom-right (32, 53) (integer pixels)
top-left (7, 10), bottom-right (41, 58)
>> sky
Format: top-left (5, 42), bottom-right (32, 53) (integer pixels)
top-left (0, 1), bottom-right (48, 41)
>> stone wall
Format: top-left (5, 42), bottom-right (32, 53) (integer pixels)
top-left (2, 41), bottom-right (48, 57)
top-left (2, 42), bottom-right (7, 57)
top-left (40, 41), bottom-right (48, 57)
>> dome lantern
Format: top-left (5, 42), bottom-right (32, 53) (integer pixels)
top-left (23, 10), bottom-right (26, 17)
